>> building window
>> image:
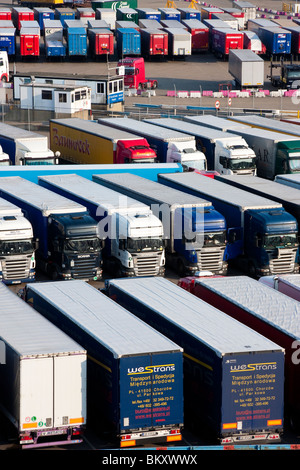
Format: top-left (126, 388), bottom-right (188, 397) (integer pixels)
top-left (59, 93), bottom-right (67, 103)
top-left (42, 90), bottom-right (52, 100)
top-left (96, 82), bottom-right (105, 94)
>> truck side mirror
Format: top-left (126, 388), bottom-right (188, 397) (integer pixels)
top-left (219, 156), bottom-right (228, 168)
top-left (33, 238), bottom-right (39, 250)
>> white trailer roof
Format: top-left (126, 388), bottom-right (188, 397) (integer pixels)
top-left (51, 118), bottom-right (149, 142)
top-left (275, 174), bottom-right (300, 188)
top-left (0, 283), bottom-right (85, 358)
top-left (144, 117), bottom-right (243, 141)
top-left (276, 274), bottom-right (300, 287)
top-left (0, 197), bottom-right (23, 215)
top-left (183, 114), bottom-right (250, 131)
top-left (0, 176), bottom-right (87, 216)
top-left (39, 173), bottom-right (150, 214)
top-left (229, 49), bottom-right (264, 62)
top-left (108, 277), bottom-right (283, 356)
top-left (197, 276), bottom-right (300, 340)
top-left (229, 114), bottom-right (300, 137)
top-left (218, 175), bottom-right (300, 204)
top-left (27, 280), bottom-right (182, 358)
top-left (0, 122), bottom-right (47, 140)
top-left (99, 117), bottom-right (196, 143)
top-left (158, 173), bottom-right (283, 210)
top-left (93, 173), bottom-right (212, 208)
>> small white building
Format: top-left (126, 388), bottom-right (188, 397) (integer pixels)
top-left (19, 82), bottom-right (91, 118)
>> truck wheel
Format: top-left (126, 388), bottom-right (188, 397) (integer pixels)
top-left (177, 259), bottom-right (186, 277)
top-left (152, 81), bottom-right (158, 89)
top-left (1, 76), bottom-right (7, 83)
top-left (248, 262), bottom-right (257, 278)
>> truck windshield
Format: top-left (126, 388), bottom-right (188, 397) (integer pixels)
top-left (287, 70), bottom-right (300, 79)
top-left (64, 237), bottom-right (102, 253)
top-left (263, 233), bottom-right (298, 249)
top-left (0, 239), bottom-right (34, 255)
top-left (25, 159), bottom-right (56, 165)
top-left (127, 237), bottom-right (164, 252)
top-left (227, 158), bottom-right (256, 170)
top-left (204, 231), bottom-right (226, 246)
top-left (288, 153), bottom-right (300, 172)
top-left (183, 159), bottom-right (206, 171)
top-left (124, 67), bottom-right (134, 75)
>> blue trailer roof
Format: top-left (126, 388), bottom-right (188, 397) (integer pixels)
top-left (107, 277), bottom-right (283, 356)
top-left (27, 280), bottom-right (182, 358)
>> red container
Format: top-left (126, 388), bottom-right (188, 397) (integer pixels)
top-left (0, 9), bottom-right (11, 21)
top-left (140, 28), bottom-right (168, 56)
top-left (20, 29), bottom-right (40, 57)
top-left (12, 9), bottom-right (34, 30)
top-left (212, 28), bottom-right (244, 56)
top-left (89, 28), bottom-right (114, 56)
top-left (182, 19), bottom-right (209, 52)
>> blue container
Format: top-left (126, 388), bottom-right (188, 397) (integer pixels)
top-left (45, 39), bottom-right (66, 58)
top-left (158, 7), bottom-right (181, 21)
top-left (116, 27), bottom-right (140, 56)
top-left (177, 7), bottom-right (201, 20)
top-left (65, 20), bottom-right (87, 56)
top-left (0, 27), bottom-right (15, 55)
top-left (55, 8), bottom-right (75, 28)
top-left (259, 26), bottom-right (291, 54)
top-left (136, 8), bottom-right (161, 21)
top-left (33, 7), bottom-right (54, 30)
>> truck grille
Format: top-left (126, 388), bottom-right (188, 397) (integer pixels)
top-left (197, 248), bottom-right (225, 273)
top-left (269, 249), bottom-right (297, 274)
top-left (134, 254), bottom-right (162, 276)
top-left (73, 257), bottom-right (98, 279)
top-left (2, 256), bottom-right (31, 280)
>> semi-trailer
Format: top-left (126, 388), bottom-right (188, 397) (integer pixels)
top-left (143, 117), bottom-right (256, 175)
top-left (258, 273), bottom-right (300, 301)
top-left (243, 30), bottom-right (266, 55)
top-left (0, 197), bottom-right (36, 284)
top-left (116, 27), bottom-right (141, 56)
top-left (140, 29), bottom-right (169, 59)
top-left (88, 27), bottom-right (114, 58)
top-left (228, 49), bottom-right (264, 88)
top-left (64, 20), bottom-right (87, 58)
top-left (211, 27), bottom-right (244, 58)
top-left (0, 122), bottom-right (58, 165)
top-left (192, 275), bottom-right (300, 430)
top-left (0, 176), bottom-right (103, 281)
top-left (105, 276), bottom-right (285, 444)
top-left (49, 118), bottom-right (157, 164)
top-left (38, 173), bottom-right (165, 277)
top-left (258, 27), bottom-right (291, 56)
top-left (229, 114), bottom-right (300, 138)
top-left (0, 28), bottom-right (16, 57)
top-left (92, 172), bottom-right (228, 276)
top-left (98, 116), bottom-right (206, 172)
top-left (0, 282), bottom-right (87, 449)
top-left (23, 280), bottom-right (184, 448)
top-left (275, 173), bottom-right (300, 188)
top-left (181, 19), bottom-right (209, 53)
top-left (157, 172), bottom-right (299, 277)
top-left (19, 25), bottom-right (40, 58)
top-left (136, 7), bottom-right (161, 21)
top-left (163, 27), bottom-right (192, 58)
top-left (183, 115), bottom-right (300, 180)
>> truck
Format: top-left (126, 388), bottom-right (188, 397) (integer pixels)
top-left (258, 273), bottom-right (300, 301)
top-left (0, 282), bottom-right (87, 449)
top-left (157, 172), bottom-right (299, 277)
top-left (0, 122), bottom-right (58, 165)
top-left (211, 28), bottom-right (244, 58)
top-left (192, 275), bottom-right (300, 430)
top-left (183, 115), bottom-right (300, 180)
top-left (0, 176), bottom-right (103, 281)
top-left (98, 116), bottom-right (207, 172)
top-left (143, 117), bottom-right (257, 175)
top-left (88, 28), bottom-right (114, 58)
top-left (92, 173), bottom-right (228, 276)
top-left (49, 118), bottom-right (157, 164)
top-left (229, 114), bottom-right (300, 139)
top-left (116, 27), bottom-right (141, 57)
top-left (258, 27), bottom-right (291, 56)
top-left (105, 276), bottom-right (285, 444)
top-left (228, 49), bottom-right (264, 88)
top-left (23, 280), bottom-right (184, 448)
top-left (0, 197), bottom-right (36, 284)
top-left (268, 56), bottom-right (300, 89)
top-left (117, 56), bottom-right (158, 89)
top-left (39, 173), bottom-right (165, 277)
top-left (140, 29), bottom-right (169, 60)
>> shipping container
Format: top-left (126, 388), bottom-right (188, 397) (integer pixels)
top-left (76, 7), bottom-right (95, 27)
top-left (116, 7), bottom-right (138, 24)
top-left (136, 7), bottom-right (161, 21)
top-left (0, 8), bottom-right (11, 21)
top-left (181, 19), bottom-right (209, 52)
top-left (20, 26), bottom-right (40, 57)
top-left (211, 12), bottom-right (239, 30)
top-left (140, 28), bottom-right (168, 58)
top-left (138, 19), bottom-right (162, 30)
top-left (12, 7), bottom-right (34, 30)
top-left (201, 6), bottom-right (224, 20)
top-left (243, 30), bottom-right (266, 54)
top-left (87, 19), bottom-right (110, 29)
top-left (24, 280), bottom-right (184, 447)
top-left (106, 277), bottom-right (285, 444)
top-left (92, 0), bottom-right (138, 10)
top-left (259, 27), bottom-right (291, 55)
top-left (164, 27), bottom-right (191, 57)
top-left (55, 7), bottom-right (75, 28)
top-left (177, 7), bottom-right (201, 21)
top-left (158, 8), bottom-right (181, 21)
top-left (116, 27), bottom-right (140, 56)
top-left (115, 20), bottom-right (140, 31)
top-left (229, 49), bottom-right (264, 87)
top-left (0, 28), bottom-right (16, 56)
top-left (33, 7), bottom-right (54, 30)
top-left (211, 27), bottom-right (244, 57)
top-left (88, 27), bottom-right (114, 57)
top-left (0, 282), bottom-right (87, 449)
top-left (232, 1), bottom-right (256, 23)
top-left (65, 20), bottom-right (87, 57)
top-left (95, 7), bottom-right (116, 29)
top-left (247, 18), bottom-right (276, 34)
top-left (222, 7), bottom-right (245, 29)
top-left (193, 275), bottom-right (300, 430)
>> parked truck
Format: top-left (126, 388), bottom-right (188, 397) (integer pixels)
top-left (92, 173), bottom-right (228, 276)
top-left (116, 27), bottom-right (141, 56)
top-left (229, 114), bottom-right (300, 138)
top-left (88, 27), bottom-right (114, 58)
top-left (39, 173), bottom-right (165, 277)
top-left (117, 56), bottom-right (158, 89)
top-left (105, 276), bottom-right (285, 444)
top-left (0, 282), bottom-right (86, 449)
top-left (0, 197), bottom-right (36, 284)
top-left (0, 122), bottom-right (58, 165)
top-left (192, 275), bottom-right (300, 430)
top-left (211, 28), bottom-right (244, 58)
top-left (140, 29), bottom-right (169, 60)
top-left (144, 117), bottom-right (257, 175)
top-left (163, 27), bottom-right (192, 58)
top-left (0, 176), bottom-right (103, 280)
top-left (243, 30), bottom-right (266, 55)
top-left (23, 280), bottom-right (184, 448)
top-left (98, 117), bottom-right (207, 172)
top-left (228, 49), bottom-right (264, 88)
top-left (258, 27), bottom-right (291, 56)
top-left (50, 118), bottom-right (157, 164)
top-left (157, 172), bottom-right (299, 277)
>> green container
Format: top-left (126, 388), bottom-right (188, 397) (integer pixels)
top-left (91, 0), bottom-right (138, 11)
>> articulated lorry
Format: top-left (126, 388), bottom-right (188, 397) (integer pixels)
top-left (105, 276), bottom-right (285, 444)
top-left (98, 117), bottom-right (207, 172)
top-left (0, 282), bottom-right (86, 449)
top-left (0, 177), bottom-right (102, 281)
top-left (157, 172), bottom-right (299, 277)
top-left (92, 173), bottom-right (228, 276)
top-left (118, 56), bottom-right (159, 89)
top-left (39, 173), bottom-right (165, 277)
top-left (193, 275), bottom-right (300, 430)
top-left (229, 114), bottom-right (300, 139)
top-left (23, 280), bottom-right (184, 448)
top-left (144, 117), bottom-right (257, 175)
top-left (0, 197), bottom-right (36, 284)
top-left (50, 118), bottom-right (157, 165)
top-left (258, 273), bottom-right (300, 301)
top-left (184, 115), bottom-right (300, 179)
top-left (0, 122), bottom-right (58, 165)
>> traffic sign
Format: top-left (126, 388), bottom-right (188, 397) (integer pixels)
top-left (215, 100), bottom-right (220, 109)
top-left (228, 97), bottom-right (232, 106)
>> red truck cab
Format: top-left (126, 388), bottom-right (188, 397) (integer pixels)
top-left (118, 57), bottom-right (158, 90)
top-left (116, 138), bottom-right (157, 163)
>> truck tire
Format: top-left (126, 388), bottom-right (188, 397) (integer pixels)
top-left (152, 81), bottom-right (158, 89)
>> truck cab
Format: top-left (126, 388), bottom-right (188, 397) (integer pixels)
top-left (166, 141), bottom-right (207, 172)
top-left (275, 141), bottom-right (300, 174)
top-left (0, 51), bottom-right (9, 82)
top-left (116, 139), bottom-right (157, 163)
top-left (216, 139), bottom-right (257, 175)
top-left (118, 57), bottom-right (158, 89)
top-left (46, 212), bottom-right (103, 280)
